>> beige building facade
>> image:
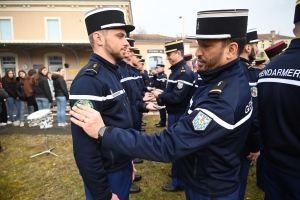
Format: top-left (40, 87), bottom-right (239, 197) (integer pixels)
top-left (0, 0), bottom-right (133, 80)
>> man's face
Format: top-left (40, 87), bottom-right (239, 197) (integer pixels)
top-left (166, 51), bottom-right (180, 65)
top-left (103, 29), bottom-right (129, 61)
top-left (131, 55), bottom-right (140, 67)
top-left (196, 39), bottom-right (227, 72)
top-left (249, 43), bottom-right (258, 61)
top-left (157, 66), bottom-right (164, 73)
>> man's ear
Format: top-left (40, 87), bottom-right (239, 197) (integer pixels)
top-left (293, 27), bottom-right (296, 36)
top-left (227, 42), bottom-right (238, 59)
top-left (93, 31), bottom-right (104, 46)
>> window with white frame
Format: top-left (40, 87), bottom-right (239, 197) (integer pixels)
top-left (48, 56), bottom-right (62, 72)
top-left (0, 19), bottom-right (12, 40)
top-left (46, 19), bottom-right (60, 40)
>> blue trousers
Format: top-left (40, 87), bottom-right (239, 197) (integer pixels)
top-left (238, 157), bottom-right (251, 200)
top-left (185, 184), bottom-right (240, 200)
top-left (35, 97), bottom-right (50, 110)
top-left (168, 114), bottom-right (184, 189)
top-left (264, 162), bottom-right (300, 200)
top-left (84, 162), bottom-right (132, 200)
top-left (56, 96), bottom-right (67, 123)
top-left (6, 97), bottom-right (20, 122)
top-left (156, 98), bottom-right (166, 125)
top-left (256, 146), bottom-right (265, 191)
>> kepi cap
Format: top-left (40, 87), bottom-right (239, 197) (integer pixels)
top-left (264, 40), bottom-right (287, 59)
top-left (126, 32), bottom-right (135, 49)
top-left (184, 54), bottom-right (193, 61)
top-left (294, 0), bottom-right (300, 24)
top-left (254, 59), bottom-right (266, 65)
top-left (187, 9), bottom-right (248, 39)
top-left (156, 63), bottom-right (165, 68)
top-left (84, 7), bottom-right (135, 35)
top-left (165, 40), bottom-right (184, 53)
top-left (247, 28), bottom-right (260, 44)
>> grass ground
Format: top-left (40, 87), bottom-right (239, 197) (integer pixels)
top-left (0, 115), bottom-right (264, 200)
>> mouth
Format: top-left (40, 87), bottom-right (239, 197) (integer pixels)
top-left (197, 59), bottom-right (206, 66)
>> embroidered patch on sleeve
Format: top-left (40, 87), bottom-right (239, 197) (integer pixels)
top-left (177, 81), bottom-right (184, 89)
top-left (192, 111), bottom-right (212, 131)
top-left (74, 99), bottom-right (94, 108)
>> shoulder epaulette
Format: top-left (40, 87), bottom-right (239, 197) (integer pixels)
top-left (85, 62), bottom-right (100, 74)
top-left (208, 80), bottom-right (227, 95)
top-left (180, 66), bottom-right (186, 73)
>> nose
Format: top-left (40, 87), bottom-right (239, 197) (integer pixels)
top-left (195, 46), bottom-right (203, 57)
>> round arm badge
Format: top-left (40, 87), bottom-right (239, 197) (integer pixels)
top-left (74, 99), bottom-right (94, 108)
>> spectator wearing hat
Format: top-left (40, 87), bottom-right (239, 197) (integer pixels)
top-left (257, 1), bottom-right (300, 199)
top-left (152, 39), bottom-right (195, 192)
top-left (154, 63), bottom-right (167, 127)
top-left (238, 28), bottom-right (263, 200)
top-left (264, 40), bottom-right (287, 61)
top-left (69, 6), bottom-right (136, 200)
top-left (70, 8), bottom-right (253, 200)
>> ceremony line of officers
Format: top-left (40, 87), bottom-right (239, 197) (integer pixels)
top-left (68, 1), bottom-right (300, 200)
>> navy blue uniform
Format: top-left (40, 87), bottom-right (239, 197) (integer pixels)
top-left (102, 58), bottom-right (252, 198)
top-left (69, 53), bottom-right (133, 200)
top-left (257, 38), bottom-right (300, 200)
top-left (154, 71), bottom-right (167, 126)
top-left (148, 74), bottom-right (156, 87)
top-left (238, 57), bottom-right (262, 200)
top-left (160, 59), bottom-right (195, 116)
top-left (193, 72), bottom-right (203, 89)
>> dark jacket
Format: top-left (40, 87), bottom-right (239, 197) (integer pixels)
top-left (154, 71), bottom-right (167, 90)
top-left (258, 38), bottom-right (300, 178)
top-left (52, 73), bottom-right (69, 100)
top-left (2, 78), bottom-right (20, 99)
top-left (0, 87), bottom-right (8, 99)
top-left (70, 53), bottom-right (133, 199)
top-left (32, 75), bottom-right (53, 103)
top-left (239, 57), bottom-right (262, 153)
top-left (102, 58), bottom-right (253, 197)
top-left (159, 59), bottom-right (195, 115)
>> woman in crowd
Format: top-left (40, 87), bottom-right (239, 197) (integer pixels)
top-left (17, 70), bottom-right (28, 127)
top-left (32, 66), bottom-right (52, 110)
top-left (52, 68), bottom-right (69, 126)
top-left (2, 70), bottom-right (21, 126)
top-left (0, 76), bottom-right (10, 126)
top-left (24, 69), bottom-right (38, 114)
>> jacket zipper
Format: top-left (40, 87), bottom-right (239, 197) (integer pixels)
top-left (123, 100), bottom-right (133, 127)
top-left (110, 150), bottom-right (114, 168)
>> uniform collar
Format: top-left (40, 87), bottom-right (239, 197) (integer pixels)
top-left (286, 38), bottom-right (300, 51)
top-left (199, 58), bottom-right (239, 83)
top-left (158, 71), bottom-right (165, 75)
top-left (239, 57), bottom-right (252, 65)
top-left (90, 53), bottom-right (119, 72)
top-left (169, 59), bottom-right (186, 71)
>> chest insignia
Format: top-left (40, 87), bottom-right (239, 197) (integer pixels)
top-left (177, 81), bottom-right (184, 89)
top-left (73, 99), bottom-right (94, 108)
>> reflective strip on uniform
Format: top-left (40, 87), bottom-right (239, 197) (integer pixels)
top-left (249, 82), bottom-right (257, 86)
top-left (258, 78), bottom-right (300, 87)
top-left (69, 89), bottom-right (125, 102)
top-left (167, 79), bottom-right (194, 86)
top-left (120, 77), bottom-right (136, 83)
top-left (187, 108), bottom-right (252, 130)
top-left (157, 78), bottom-right (167, 82)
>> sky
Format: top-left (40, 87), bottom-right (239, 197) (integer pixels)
top-left (130, 0), bottom-right (296, 37)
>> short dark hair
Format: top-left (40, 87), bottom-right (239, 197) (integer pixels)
top-left (57, 68), bottom-right (63, 72)
top-left (222, 37), bottom-right (247, 56)
top-left (177, 49), bottom-right (184, 57)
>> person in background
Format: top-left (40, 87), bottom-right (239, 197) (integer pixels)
top-left (17, 70), bottom-right (28, 127)
top-left (2, 70), bottom-right (21, 126)
top-left (32, 66), bottom-right (52, 110)
top-left (52, 68), bottom-right (69, 127)
top-left (24, 69), bottom-right (37, 114)
top-left (0, 76), bottom-right (11, 126)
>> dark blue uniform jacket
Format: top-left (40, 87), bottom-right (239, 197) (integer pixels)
top-left (154, 71), bottom-right (167, 90)
top-left (258, 38), bottom-right (300, 178)
top-left (102, 58), bottom-right (252, 197)
top-left (160, 59), bottom-right (195, 115)
top-left (239, 57), bottom-right (262, 153)
top-left (70, 53), bottom-right (133, 199)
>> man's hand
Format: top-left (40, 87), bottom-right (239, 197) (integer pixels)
top-left (247, 151), bottom-right (260, 161)
top-left (111, 193), bottom-right (119, 200)
top-left (152, 90), bottom-right (162, 98)
top-left (143, 92), bottom-right (154, 102)
top-left (146, 103), bottom-right (165, 111)
top-left (147, 86), bottom-right (154, 91)
top-left (132, 161), bottom-right (137, 182)
top-left (69, 103), bottom-right (105, 139)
